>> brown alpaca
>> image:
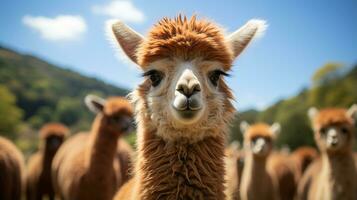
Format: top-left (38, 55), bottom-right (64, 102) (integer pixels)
top-left (225, 142), bottom-right (244, 200)
top-left (289, 146), bottom-right (317, 183)
top-left (297, 105), bottom-right (357, 200)
top-left (110, 15), bottom-right (267, 200)
top-left (267, 152), bottom-right (296, 200)
top-left (239, 122), bottom-right (280, 200)
top-left (0, 136), bottom-right (25, 200)
top-left (52, 95), bottom-right (134, 200)
top-left (26, 123), bottom-right (69, 200)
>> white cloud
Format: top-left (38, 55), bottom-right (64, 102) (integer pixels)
top-left (92, 0), bottom-right (145, 23)
top-left (23, 15), bottom-right (87, 41)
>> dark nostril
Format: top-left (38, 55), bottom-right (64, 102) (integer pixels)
top-left (176, 84), bottom-right (201, 98)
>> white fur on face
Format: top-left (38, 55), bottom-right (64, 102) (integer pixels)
top-left (136, 58), bottom-right (231, 142)
top-left (318, 126), bottom-right (350, 151)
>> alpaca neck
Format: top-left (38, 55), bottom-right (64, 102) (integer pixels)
top-left (241, 153), bottom-right (269, 186)
top-left (240, 152), bottom-right (272, 200)
top-left (137, 129), bottom-right (226, 200)
top-left (319, 151), bottom-right (357, 199)
top-left (86, 116), bottom-right (119, 176)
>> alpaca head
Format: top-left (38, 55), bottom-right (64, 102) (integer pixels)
top-left (308, 104), bottom-right (357, 153)
top-left (39, 123), bottom-right (69, 151)
top-left (240, 122), bottom-right (280, 157)
top-left (85, 95), bottom-right (134, 135)
top-left (110, 15), bottom-right (267, 142)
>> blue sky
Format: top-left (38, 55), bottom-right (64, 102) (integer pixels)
top-left (1, 0), bottom-right (356, 111)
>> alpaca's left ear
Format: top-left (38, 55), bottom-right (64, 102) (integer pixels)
top-left (110, 20), bottom-right (144, 65)
top-left (270, 123), bottom-right (281, 136)
top-left (347, 104), bottom-right (357, 120)
top-left (85, 94), bottom-right (106, 114)
top-left (227, 19), bottom-right (267, 58)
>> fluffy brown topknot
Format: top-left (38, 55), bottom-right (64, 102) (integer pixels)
top-left (137, 15), bottom-right (233, 70)
top-left (39, 123), bottom-right (69, 139)
top-left (313, 108), bottom-right (353, 128)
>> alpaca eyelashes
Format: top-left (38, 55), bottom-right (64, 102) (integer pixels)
top-left (142, 70), bottom-right (164, 87)
top-left (209, 70), bottom-right (229, 87)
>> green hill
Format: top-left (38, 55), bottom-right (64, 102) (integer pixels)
top-left (0, 45), bottom-right (129, 145)
top-left (229, 63), bottom-right (357, 150)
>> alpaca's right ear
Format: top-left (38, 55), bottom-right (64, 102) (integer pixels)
top-left (85, 95), bottom-right (106, 114)
top-left (110, 21), bottom-right (144, 65)
top-left (240, 121), bottom-right (250, 135)
top-left (308, 107), bottom-right (319, 121)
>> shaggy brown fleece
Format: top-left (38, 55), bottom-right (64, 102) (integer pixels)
top-left (0, 136), bottom-right (25, 200)
top-left (52, 97), bottom-right (133, 200)
top-left (26, 123), bottom-right (69, 200)
top-left (137, 15), bottom-right (233, 70)
top-left (116, 134), bottom-right (226, 200)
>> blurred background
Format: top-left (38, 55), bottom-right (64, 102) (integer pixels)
top-left (0, 0), bottom-right (356, 156)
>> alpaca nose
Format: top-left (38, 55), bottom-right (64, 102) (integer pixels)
top-left (176, 83), bottom-right (201, 97)
top-left (176, 69), bottom-right (201, 98)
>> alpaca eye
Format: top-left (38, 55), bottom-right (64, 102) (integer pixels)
top-left (341, 127), bottom-right (349, 134)
top-left (320, 128), bottom-right (327, 135)
top-left (143, 70), bottom-right (164, 87)
top-left (208, 70), bottom-right (228, 87)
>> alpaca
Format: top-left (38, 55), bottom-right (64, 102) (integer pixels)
top-left (110, 15), bottom-right (267, 200)
top-left (289, 146), bottom-right (317, 183)
top-left (239, 121), bottom-right (280, 200)
top-left (267, 152), bottom-right (296, 200)
top-left (52, 95), bottom-right (134, 200)
top-left (297, 104), bottom-right (357, 200)
top-left (26, 123), bottom-right (69, 200)
top-left (225, 142), bottom-right (244, 200)
top-left (0, 136), bottom-right (25, 200)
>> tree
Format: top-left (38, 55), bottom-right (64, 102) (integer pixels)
top-left (0, 85), bottom-right (23, 139)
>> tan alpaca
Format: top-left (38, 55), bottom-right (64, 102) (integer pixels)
top-left (297, 104), bottom-right (357, 200)
top-left (267, 151), bottom-right (296, 200)
top-left (225, 142), bottom-right (244, 200)
top-left (0, 136), bottom-right (25, 200)
top-left (26, 123), bottom-right (69, 200)
top-left (52, 95), bottom-right (134, 200)
top-left (110, 15), bottom-right (267, 200)
top-left (239, 122), bottom-right (280, 200)
top-left (289, 146), bottom-right (317, 184)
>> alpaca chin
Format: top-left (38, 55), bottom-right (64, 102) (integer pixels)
top-left (170, 106), bottom-right (205, 125)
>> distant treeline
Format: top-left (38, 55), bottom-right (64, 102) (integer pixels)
top-left (0, 46), bottom-right (129, 143)
top-left (230, 63), bottom-right (357, 150)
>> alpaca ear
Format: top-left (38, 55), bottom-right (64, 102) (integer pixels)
top-left (85, 95), bottom-right (106, 114)
top-left (270, 123), bottom-right (281, 136)
top-left (111, 21), bottom-right (144, 65)
top-left (227, 19), bottom-right (267, 58)
top-left (308, 107), bottom-right (319, 121)
top-left (240, 121), bottom-right (250, 135)
top-left (347, 104), bottom-right (357, 120)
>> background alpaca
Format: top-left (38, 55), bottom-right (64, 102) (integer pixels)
top-left (26, 123), bottom-right (69, 200)
top-left (297, 104), bottom-right (357, 200)
top-left (267, 151), bottom-right (296, 200)
top-left (239, 121), bottom-right (280, 200)
top-left (225, 142), bottom-right (244, 200)
top-left (289, 146), bottom-right (318, 184)
top-left (0, 136), bottom-right (25, 200)
top-left (52, 95), bottom-right (134, 200)
top-left (110, 15), bottom-right (267, 199)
